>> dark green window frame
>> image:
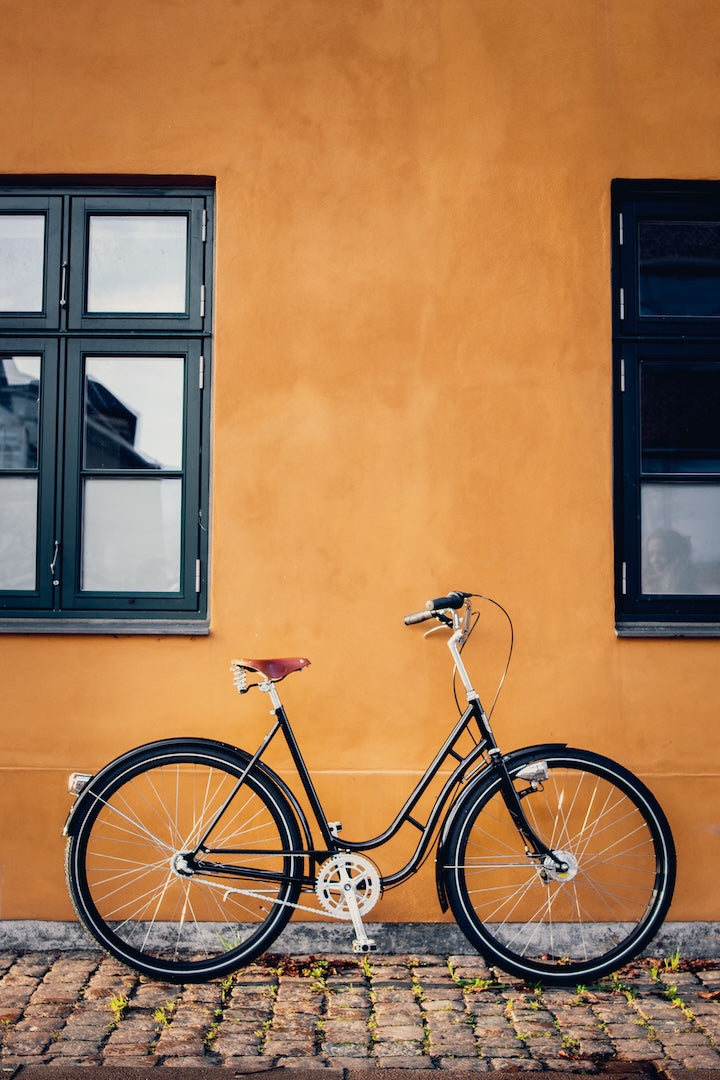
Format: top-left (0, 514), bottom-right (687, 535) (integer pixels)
top-left (0, 179), bottom-right (213, 633)
top-left (613, 179), bottom-right (720, 636)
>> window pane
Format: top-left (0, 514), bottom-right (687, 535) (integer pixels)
top-left (641, 360), bottom-right (720, 473)
top-left (0, 215), bottom-right (45, 312)
top-left (639, 220), bottom-right (720, 317)
top-left (0, 477), bottom-right (37, 589)
top-left (641, 483), bottom-right (720, 594)
top-left (81, 478), bottom-right (181, 592)
top-left (84, 356), bottom-right (184, 470)
top-left (0, 355), bottom-right (41, 468)
top-left (87, 215), bottom-right (188, 313)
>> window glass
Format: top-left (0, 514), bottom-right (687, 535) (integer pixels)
top-left (639, 219), bottom-right (720, 317)
top-left (0, 355), bottom-right (41, 468)
top-left (81, 477), bottom-right (182, 592)
top-left (641, 483), bottom-right (720, 595)
top-left (0, 477), bottom-right (37, 589)
top-left (86, 215), bottom-right (188, 313)
top-left (83, 356), bottom-right (184, 470)
top-left (0, 215), bottom-right (45, 312)
top-left (641, 360), bottom-right (720, 473)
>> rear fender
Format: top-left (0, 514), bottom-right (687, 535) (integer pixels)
top-left (434, 743), bottom-right (567, 912)
top-left (63, 737), bottom-right (313, 852)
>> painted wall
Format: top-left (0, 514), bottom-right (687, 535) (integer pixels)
top-left (1, 0), bottom-right (718, 927)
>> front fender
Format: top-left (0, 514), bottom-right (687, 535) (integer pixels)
top-left (434, 743), bottom-right (567, 912)
top-left (63, 737), bottom-right (313, 852)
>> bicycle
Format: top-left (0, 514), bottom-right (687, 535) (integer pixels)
top-left (64, 591), bottom-right (676, 985)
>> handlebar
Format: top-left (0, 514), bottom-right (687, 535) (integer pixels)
top-left (403, 591), bottom-right (472, 625)
top-left (403, 609), bottom-right (436, 625)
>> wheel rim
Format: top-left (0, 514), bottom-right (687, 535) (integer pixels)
top-left (450, 756), bottom-right (672, 976)
top-left (71, 752), bottom-right (299, 973)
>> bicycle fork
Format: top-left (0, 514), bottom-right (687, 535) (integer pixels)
top-left (489, 749), bottom-right (570, 875)
top-left (448, 620), bottom-right (568, 877)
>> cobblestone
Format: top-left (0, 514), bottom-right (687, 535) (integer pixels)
top-left (0, 950), bottom-right (716, 1072)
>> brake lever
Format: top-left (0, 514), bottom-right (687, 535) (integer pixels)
top-left (424, 614), bottom-right (453, 637)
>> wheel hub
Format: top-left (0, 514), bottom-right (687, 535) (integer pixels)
top-left (170, 852), bottom-right (195, 877)
top-left (542, 849), bottom-right (579, 882)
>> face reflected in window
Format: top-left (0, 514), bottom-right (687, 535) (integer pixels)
top-left (644, 529), bottom-right (696, 594)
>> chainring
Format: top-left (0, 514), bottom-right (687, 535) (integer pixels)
top-left (315, 854), bottom-right (382, 919)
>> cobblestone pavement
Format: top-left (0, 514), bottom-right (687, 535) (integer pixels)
top-left (0, 950), bottom-right (718, 1074)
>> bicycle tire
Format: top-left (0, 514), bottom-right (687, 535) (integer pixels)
top-left (442, 748), bottom-right (675, 984)
top-left (66, 740), bottom-right (303, 982)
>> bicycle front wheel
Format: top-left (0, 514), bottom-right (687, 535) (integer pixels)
top-left (443, 748), bottom-right (675, 984)
top-left (66, 741), bottom-right (303, 982)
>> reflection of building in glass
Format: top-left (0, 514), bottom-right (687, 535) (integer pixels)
top-left (1, 355), bottom-right (162, 471)
top-left (81, 372), bottom-right (178, 593)
top-left (0, 356), bottom-right (39, 469)
top-left (1, 355), bottom-right (175, 592)
top-left (84, 377), bottom-right (160, 470)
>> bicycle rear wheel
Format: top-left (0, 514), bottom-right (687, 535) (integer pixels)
top-left (66, 740), bottom-right (303, 982)
top-left (443, 748), bottom-right (675, 984)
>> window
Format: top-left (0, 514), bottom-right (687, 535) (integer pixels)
top-left (0, 180), bottom-right (213, 632)
top-left (613, 180), bottom-right (720, 635)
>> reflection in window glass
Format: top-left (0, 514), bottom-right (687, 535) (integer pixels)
top-left (641, 360), bottom-right (720, 473)
top-left (83, 356), bottom-right (184, 470)
top-left (81, 478), bottom-right (181, 592)
top-left (0, 355), bottom-right (41, 469)
top-left (0, 477), bottom-right (37, 589)
top-left (639, 220), bottom-right (720, 317)
top-left (0, 215), bottom-right (45, 312)
top-left (87, 215), bottom-right (188, 314)
top-left (641, 483), bottom-right (720, 594)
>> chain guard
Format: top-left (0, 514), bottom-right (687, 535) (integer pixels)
top-left (315, 854), bottom-right (382, 920)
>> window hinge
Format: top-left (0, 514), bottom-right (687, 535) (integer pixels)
top-left (200, 284), bottom-right (206, 318)
top-left (199, 354), bottom-right (205, 390)
top-left (201, 208), bottom-right (207, 242)
top-left (195, 559), bottom-right (202, 593)
top-left (620, 357), bottom-right (625, 391)
top-left (618, 212), bottom-right (624, 245)
top-left (622, 562), bottom-right (627, 595)
top-left (619, 287), bottom-right (625, 320)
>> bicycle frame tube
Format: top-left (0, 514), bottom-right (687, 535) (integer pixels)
top-left (192, 606), bottom-right (563, 889)
top-left (268, 683), bottom-right (494, 866)
top-left (237, 639), bottom-right (507, 889)
top-left (189, 676), bottom-right (495, 890)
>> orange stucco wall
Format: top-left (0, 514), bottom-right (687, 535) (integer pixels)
top-left (1, 0), bottom-right (718, 927)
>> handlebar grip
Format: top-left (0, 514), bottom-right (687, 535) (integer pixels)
top-left (404, 609), bottom-right (435, 625)
top-left (425, 591), bottom-right (470, 611)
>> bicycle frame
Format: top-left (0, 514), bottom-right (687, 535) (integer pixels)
top-left (188, 607), bottom-right (564, 895)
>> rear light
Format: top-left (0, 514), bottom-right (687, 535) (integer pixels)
top-left (68, 772), bottom-right (93, 796)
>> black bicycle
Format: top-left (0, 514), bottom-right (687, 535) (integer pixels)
top-left (64, 591), bottom-right (675, 985)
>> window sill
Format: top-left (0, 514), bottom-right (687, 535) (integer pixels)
top-left (616, 621), bottom-right (720, 638)
top-left (0, 618), bottom-right (209, 636)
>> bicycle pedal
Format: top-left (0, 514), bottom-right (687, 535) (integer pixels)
top-left (352, 939), bottom-right (377, 953)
